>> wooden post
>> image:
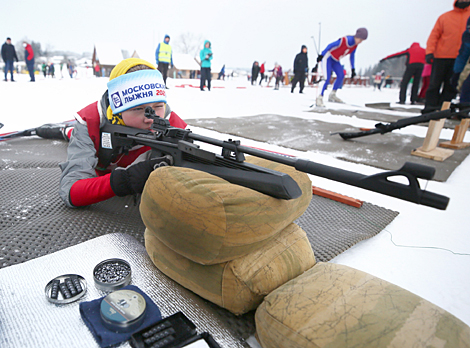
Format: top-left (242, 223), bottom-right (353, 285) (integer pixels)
top-left (440, 118), bottom-right (470, 149)
top-left (411, 102), bottom-right (454, 161)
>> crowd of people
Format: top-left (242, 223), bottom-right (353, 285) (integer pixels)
top-left (4, 0), bottom-right (470, 113)
top-left (1, 37), bottom-right (80, 81)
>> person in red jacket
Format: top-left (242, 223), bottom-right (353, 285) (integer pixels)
top-left (58, 58), bottom-right (187, 207)
top-left (23, 41), bottom-right (35, 82)
top-left (423, 0), bottom-right (470, 113)
top-left (259, 62), bottom-right (265, 86)
top-left (380, 42), bottom-right (426, 104)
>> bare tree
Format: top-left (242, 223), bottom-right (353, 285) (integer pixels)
top-left (174, 32), bottom-right (203, 57)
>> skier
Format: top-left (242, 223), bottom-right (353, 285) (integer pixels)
top-left (315, 28), bottom-right (368, 107)
top-left (58, 58), bottom-right (187, 208)
top-left (380, 42), bottom-right (426, 104)
top-left (291, 45), bottom-right (308, 93)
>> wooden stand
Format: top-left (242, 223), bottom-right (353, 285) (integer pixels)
top-left (411, 102), bottom-right (454, 161)
top-left (439, 118), bottom-right (470, 149)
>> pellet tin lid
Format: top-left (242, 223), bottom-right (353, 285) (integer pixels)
top-left (100, 289), bottom-right (147, 333)
top-left (93, 258), bottom-right (131, 291)
top-left (45, 274), bottom-right (87, 304)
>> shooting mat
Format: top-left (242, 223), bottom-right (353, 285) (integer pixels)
top-left (0, 136), bottom-right (398, 346)
top-left (186, 114), bottom-right (470, 181)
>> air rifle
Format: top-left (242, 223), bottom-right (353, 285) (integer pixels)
top-left (332, 104), bottom-right (470, 140)
top-left (98, 107), bottom-right (449, 210)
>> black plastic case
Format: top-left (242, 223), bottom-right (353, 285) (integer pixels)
top-left (130, 312), bottom-right (220, 348)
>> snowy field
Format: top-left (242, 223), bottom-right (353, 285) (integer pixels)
top-left (1, 71), bottom-right (470, 328)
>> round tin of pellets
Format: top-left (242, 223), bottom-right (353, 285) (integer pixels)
top-left (44, 274), bottom-right (87, 304)
top-left (93, 258), bottom-right (132, 291)
top-left (100, 289), bottom-right (147, 333)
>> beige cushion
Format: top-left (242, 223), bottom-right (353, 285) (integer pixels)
top-left (145, 223), bottom-right (316, 315)
top-left (255, 262), bottom-right (470, 348)
top-left (140, 156), bottom-right (312, 265)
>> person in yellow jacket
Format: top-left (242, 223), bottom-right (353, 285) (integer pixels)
top-left (423, 0), bottom-right (470, 113)
top-left (155, 34), bottom-right (173, 87)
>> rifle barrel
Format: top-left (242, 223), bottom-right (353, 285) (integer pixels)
top-left (189, 133), bottom-right (448, 210)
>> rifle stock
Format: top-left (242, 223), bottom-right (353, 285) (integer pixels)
top-left (99, 108), bottom-right (449, 210)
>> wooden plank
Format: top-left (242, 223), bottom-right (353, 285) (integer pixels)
top-left (312, 186), bottom-right (363, 208)
top-left (421, 118), bottom-right (446, 151)
top-left (411, 146), bottom-right (454, 161)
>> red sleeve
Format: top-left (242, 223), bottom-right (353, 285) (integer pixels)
top-left (168, 111), bottom-right (187, 129)
top-left (382, 48), bottom-right (409, 61)
top-left (69, 174), bottom-right (116, 207)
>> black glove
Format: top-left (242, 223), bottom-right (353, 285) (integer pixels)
top-left (450, 72), bottom-right (460, 89)
top-left (110, 156), bottom-right (173, 197)
top-left (425, 54), bottom-right (434, 64)
top-left (351, 68), bottom-right (356, 79)
top-left (317, 54), bottom-right (323, 63)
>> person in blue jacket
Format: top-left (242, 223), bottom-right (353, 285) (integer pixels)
top-left (452, 16), bottom-right (470, 103)
top-left (316, 28), bottom-right (368, 106)
top-left (199, 40), bottom-right (213, 91)
top-left (155, 34), bottom-right (173, 86)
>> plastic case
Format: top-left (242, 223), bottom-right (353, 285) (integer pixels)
top-left (130, 312), bottom-right (220, 348)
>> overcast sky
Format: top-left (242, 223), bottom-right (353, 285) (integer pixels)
top-left (1, 0), bottom-right (453, 72)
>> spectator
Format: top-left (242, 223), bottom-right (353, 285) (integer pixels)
top-left (423, 0), bottom-right (470, 113)
top-left (316, 28), bottom-right (368, 106)
top-left (259, 62), bottom-right (265, 85)
top-left (452, 16), bottom-right (470, 103)
top-left (274, 63), bottom-right (283, 90)
top-left (373, 70), bottom-right (385, 91)
top-left (199, 40), bottom-right (212, 91)
top-left (1, 37), bottom-right (18, 82)
top-left (380, 42), bottom-right (426, 104)
top-left (94, 62), bottom-right (101, 77)
top-left (23, 41), bottom-right (35, 82)
top-left (42, 63), bottom-right (47, 78)
top-left (291, 45), bottom-right (308, 93)
top-left (49, 63), bottom-right (55, 78)
top-left (218, 65), bottom-right (225, 80)
top-left (418, 64), bottom-right (432, 102)
top-left (251, 61), bottom-right (260, 85)
top-left (155, 34), bottom-right (173, 86)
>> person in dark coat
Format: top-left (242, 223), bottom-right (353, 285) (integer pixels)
top-left (251, 61), bottom-right (260, 85)
top-left (291, 45), bottom-right (308, 93)
top-left (380, 42), bottom-right (426, 104)
top-left (1, 37), bottom-right (18, 81)
top-left (452, 16), bottom-right (470, 103)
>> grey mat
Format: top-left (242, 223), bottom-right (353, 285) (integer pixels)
top-left (186, 115), bottom-right (470, 181)
top-left (0, 136), bottom-right (398, 268)
top-left (0, 233), bottom-right (255, 348)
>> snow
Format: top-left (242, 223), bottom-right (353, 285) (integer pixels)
top-left (1, 72), bottom-right (470, 328)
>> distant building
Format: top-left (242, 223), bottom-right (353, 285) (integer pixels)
top-left (92, 43), bottom-right (128, 77)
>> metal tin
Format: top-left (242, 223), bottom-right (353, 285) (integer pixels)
top-left (44, 274), bottom-right (87, 304)
top-left (100, 289), bottom-right (147, 333)
top-left (93, 258), bottom-right (131, 291)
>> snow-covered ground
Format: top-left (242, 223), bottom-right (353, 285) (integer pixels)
top-left (2, 72), bottom-right (470, 328)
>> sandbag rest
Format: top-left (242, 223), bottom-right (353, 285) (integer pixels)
top-left (140, 156), bottom-right (313, 265)
top-left (145, 223), bottom-right (316, 315)
top-left (255, 262), bottom-right (470, 348)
